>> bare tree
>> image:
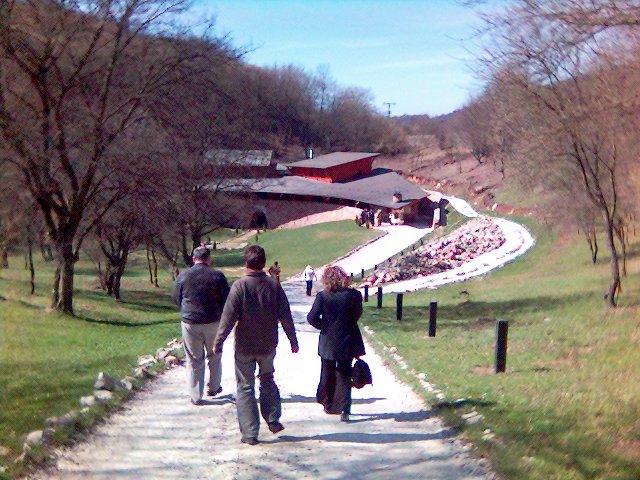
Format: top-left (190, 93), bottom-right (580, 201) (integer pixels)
top-left (0, 0), bottom-right (222, 314)
top-left (477, 0), bottom-right (640, 306)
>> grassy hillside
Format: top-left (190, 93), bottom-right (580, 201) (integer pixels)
top-left (363, 219), bottom-right (640, 479)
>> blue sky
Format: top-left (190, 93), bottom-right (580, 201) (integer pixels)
top-left (192, 0), bottom-right (484, 116)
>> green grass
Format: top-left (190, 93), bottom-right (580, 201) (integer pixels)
top-left (250, 220), bottom-right (382, 278)
top-left (0, 219), bottom-right (379, 476)
top-left (362, 218), bottom-right (640, 479)
top-left (0, 254), bottom-right (181, 474)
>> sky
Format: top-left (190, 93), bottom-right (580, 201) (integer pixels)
top-left (191, 0), bottom-right (485, 117)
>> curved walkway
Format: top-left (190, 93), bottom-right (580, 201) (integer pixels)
top-left (37, 196), bottom-right (529, 480)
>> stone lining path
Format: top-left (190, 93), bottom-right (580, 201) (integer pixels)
top-left (34, 196), bottom-right (530, 480)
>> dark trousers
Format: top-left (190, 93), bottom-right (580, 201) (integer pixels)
top-left (306, 280), bottom-right (313, 296)
top-left (316, 358), bottom-right (352, 415)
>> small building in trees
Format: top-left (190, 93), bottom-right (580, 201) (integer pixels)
top-left (282, 152), bottom-right (379, 183)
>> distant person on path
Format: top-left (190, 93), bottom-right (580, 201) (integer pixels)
top-left (268, 261), bottom-right (281, 283)
top-left (307, 265), bottom-right (365, 422)
top-left (303, 264), bottom-right (317, 296)
top-left (214, 245), bottom-right (299, 445)
top-left (172, 246), bottom-right (230, 405)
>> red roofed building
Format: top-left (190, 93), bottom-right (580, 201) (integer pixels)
top-left (283, 152), bottom-right (379, 183)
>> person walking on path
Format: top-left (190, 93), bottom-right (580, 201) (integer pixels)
top-left (172, 246), bottom-right (230, 405)
top-left (307, 265), bottom-right (365, 422)
top-left (303, 264), bottom-right (317, 296)
top-left (268, 261), bottom-right (281, 283)
top-left (214, 245), bottom-right (299, 445)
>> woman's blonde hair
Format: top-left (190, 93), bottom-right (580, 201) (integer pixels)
top-left (321, 265), bottom-right (351, 291)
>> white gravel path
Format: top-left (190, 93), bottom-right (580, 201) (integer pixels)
top-left (35, 196), bottom-right (531, 480)
top-left (36, 279), bottom-right (491, 480)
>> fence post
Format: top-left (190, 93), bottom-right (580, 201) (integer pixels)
top-left (396, 293), bottom-right (403, 321)
top-left (361, 268), bottom-right (365, 279)
top-left (495, 319), bottom-right (509, 373)
top-left (350, 272), bottom-right (354, 281)
top-left (364, 285), bottom-right (369, 303)
top-left (428, 300), bottom-right (437, 337)
top-left (377, 287), bottom-right (383, 308)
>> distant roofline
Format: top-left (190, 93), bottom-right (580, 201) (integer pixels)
top-left (282, 152), bottom-right (380, 170)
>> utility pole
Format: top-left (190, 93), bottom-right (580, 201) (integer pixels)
top-left (383, 102), bottom-right (396, 118)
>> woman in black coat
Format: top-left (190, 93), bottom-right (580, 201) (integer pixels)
top-left (307, 265), bottom-right (365, 422)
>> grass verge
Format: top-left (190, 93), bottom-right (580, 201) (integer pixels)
top-left (362, 218), bottom-right (640, 480)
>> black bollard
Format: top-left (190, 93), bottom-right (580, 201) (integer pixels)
top-left (361, 268), bottom-right (365, 279)
top-left (213, 241), bottom-right (217, 250)
top-left (428, 300), bottom-right (437, 337)
top-left (495, 319), bottom-right (509, 373)
top-left (350, 272), bottom-right (354, 281)
top-left (364, 285), bottom-right (369, 302)
top-left (377, 287), bottom-right (383, 308)
top-left (374, 264), bottom-right (377, 270)
top-left (396, 293), bottom-right (403, 321)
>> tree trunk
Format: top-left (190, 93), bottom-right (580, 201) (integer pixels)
top-left (59, 256), bottom-right (76, 315)
top-left (0, 248), bottom-right (8, 268)
top-left (586, 226), bottom-right (598, 264)
top-left (602, 211), bottom-right (621, 307)
top-left (146, 244), bottom-right (154, 285)
top-left (111, 248), bottom-right (129, 301)
top-left (51, 265), bottom-right (61, 310)
top-left (151, 247), bottom-right (159, 287)
top-left (27, 233), bottom-right (35, 295)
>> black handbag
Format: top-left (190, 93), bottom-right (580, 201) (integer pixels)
top-left (351, 358), bottom-right (372, 389)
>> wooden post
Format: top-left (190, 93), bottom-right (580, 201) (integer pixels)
top-left (213, 241), bottom-right (217, 250)
top-left (428, 300), bottom-right (437, 337)
top-left (377, 287), bottom-right (383, 308)
top-left (495, 320), bottom-right (509, 373)
top-left (396, 293), bottom-right (403, 321)
top-left (364, 285), bottom-right (369, 302)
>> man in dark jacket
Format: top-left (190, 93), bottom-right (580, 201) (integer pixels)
top-left (173, 246), bottom-right (230, 405)
top-left (214, 245), bottom-right (299, 445)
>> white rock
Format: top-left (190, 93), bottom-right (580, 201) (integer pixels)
top-left (389, 347), bottom-right (398, 354)
top-left (164, 355), bottom-right (179, 366)
top-left (80, 396), bottom-right (96, 407)
top-left (155, 348), bottom-right (171, 361)
top-left (93, 390), bottom-right (115, 402)
top-left (45, 411), bottom-right (78, 429)
top-left (417, 373), bottom-right (427, 380)
top-left (23, 429), bottom-right (52, 449)
top-left (0, 446), bottom-right (10, 457)
top-left (94, 372), bottom-right (118, 391)
top-left (482, 432), bottom-right (495, 441)
top-left (119, 377), bottom-right (134, 391)
top-left (137, 355), bottom-right (156, 368)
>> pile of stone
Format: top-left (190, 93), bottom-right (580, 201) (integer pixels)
top-left (364, 217), bottom-right (506, 286)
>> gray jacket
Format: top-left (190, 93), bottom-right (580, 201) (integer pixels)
top-left (214, 270), bottom-right (298, 356)
top-left (172, 263), bottom-right (230, 324)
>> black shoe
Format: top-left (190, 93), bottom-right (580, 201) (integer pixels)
top-left (207, 386), bottom-right (223, 397)
top-left (268, 422), bottom-right (285, 434)
top-left (241, 437), bottom-right (259, 446)
top-left (340, 413), bottom-right (350, 422)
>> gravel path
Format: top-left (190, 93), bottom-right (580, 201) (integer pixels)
top-left (36, 279), bottom-right (490, 480)
top-left (35, 196), bottom-right (529, 480)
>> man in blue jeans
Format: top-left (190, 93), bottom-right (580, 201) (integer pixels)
top-left (173, 246), bottom-right (230, 405)
top-left (214, 245), bottom-right (299, 445)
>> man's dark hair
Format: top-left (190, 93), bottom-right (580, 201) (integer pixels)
top-left (245, 245), bottom-right (266, 270)
top-left (193, 246), bottom-right (211, 261)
